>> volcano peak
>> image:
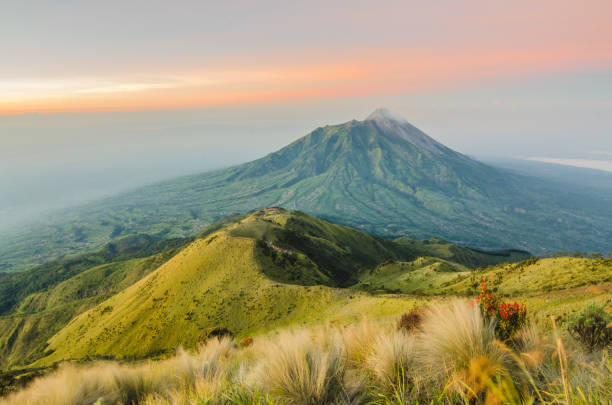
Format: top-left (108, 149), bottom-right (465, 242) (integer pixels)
top-left (365, 108), bottom-right (407, 123)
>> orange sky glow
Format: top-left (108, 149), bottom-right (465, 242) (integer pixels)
top-left (2, 0), bottom-right (611, 115)
top-left (3, 41), bottom-right (611, 115)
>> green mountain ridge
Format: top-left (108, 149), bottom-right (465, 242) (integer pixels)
top-left (2, 109), bottom-right (611, 272)
top-left (0, 209), bottom-right (530, 369)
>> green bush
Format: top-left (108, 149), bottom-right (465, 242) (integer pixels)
top-left (567, 302), bottom-right (612, 352)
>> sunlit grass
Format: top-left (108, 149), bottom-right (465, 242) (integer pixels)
top-left (3, 300), bottom-right (610, 405)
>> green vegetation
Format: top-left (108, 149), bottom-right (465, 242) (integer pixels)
top-left (32, 208), bottom-right (450, 365)
top-left (393, 237), bottom-right (530, 268)
top-left (356, 256), bottom-right (612, 297)
top-left (0, 252), bottom-right (181, 369)
top-left (354, 257), bottom-right (470, 294)
top-left (0, 235), bottom-right (192, 370)
top-left (567, 301), bottom-right (612, 352)
top-left (2, 208), bottom-right (521, 370)
top-left (0, 234), bottom-right (191, 315)
top-left (0, 209), bottom-right (608, 403)
top-left (354, 255), bottom-right (612, 330)
top-left (443, 256), bottom-right (612, 296)
top-left (2, 209), bottom-right (610, 375)
top-left (2, 111), bottom-right (611, 272)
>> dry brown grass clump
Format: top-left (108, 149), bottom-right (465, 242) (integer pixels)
top-left (249, 330), bottom-right (359, 405)
top-left (365, 330), bottom-right (416, 391)
top-left (416, 299), bottom-right (511, 399)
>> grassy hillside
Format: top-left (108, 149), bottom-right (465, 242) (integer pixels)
top-left (354, 256), bottom-right (612, 297)
top-left (224, 209), bottom-right (525, 285)
top-left (35, 231), bottom-right (420, 364)
top-left (3, 209), bottom-right (608, 373)
top-left (354, 257), bottom-right (470, 294)
top-left (442, 256), bottom-right (612, 296)
top-left (393, 237), bottom-right (529, 268)
top-left (30, 207), bottom-right (458, 364)
top-left (2, 209), bottom-right (523, 369)
top-left (0, 252), bottom-right (178, 369)
top-left (354, 256), bottom-right (612, 327)
top-left (32, 211), bottom-right (608, 367)
top-left (0, 235), bottom-right (191, 316)
top-left (0, 235), bottom-right (192, 369)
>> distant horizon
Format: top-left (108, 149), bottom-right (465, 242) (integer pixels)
top-left (2, 108), bottom-right (612, 233)
top-left (2, 106), bottom-right (612, 233)
top-left (2, 1), bottom-right (612, 230)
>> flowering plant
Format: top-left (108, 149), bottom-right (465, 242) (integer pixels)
top-left (471, 279), bottom-right (527, 341)
top-left (241, 336), bottom-right (254, 347)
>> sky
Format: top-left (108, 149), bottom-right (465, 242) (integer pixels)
top-left (1, 0), bottom-right (612, 229)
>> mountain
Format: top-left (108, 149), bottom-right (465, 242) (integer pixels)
top-left (0, 209), bottom-right (528, 368)
top-left (2, 109), bottom-right (612, 272)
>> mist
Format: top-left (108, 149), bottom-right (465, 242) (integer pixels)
top-left (2, 70), bottom-right (611, 231)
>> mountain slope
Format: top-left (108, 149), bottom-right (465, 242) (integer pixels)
top-left (0, 209), bottom-right (526, 368)
top-left (29, 208), bottom-right (610, 366)
top-left (354, 257), bottom-right (471, 294)
top-left (355, 256), bottom-right (612, 297)
top-left (32, 209), bottom-right (422, 364)
top-left (0, 252), bottom-right (177, 369)
top-left (2, 109), bottom-right (611, 272)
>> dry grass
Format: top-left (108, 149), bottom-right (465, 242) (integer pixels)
top-left (3, 301), bottom-right (611, 405)
top-left (418, 300), bottom-right (508, 378)
top-left (365, 330), bottom-right (416, 391)
top-left (335, 318), bottom-right (381, 367)
top-left (249, 330), bottom-right (354, 405)
top-left (1, 337), bottom-right (233, 405)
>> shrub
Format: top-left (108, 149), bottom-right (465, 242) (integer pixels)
top-left (567, 302), bottom-right (612, 352)
top-left (198, 326), bottom-right (234, 345)
top-left (397, 308), bottom-right (422, 333)
top-left (473, 279), bottom-right (527, 341)
top-left (512, 323), bottom-right (550, 372)
top-left (241, 336), bottom-right (254, 347)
